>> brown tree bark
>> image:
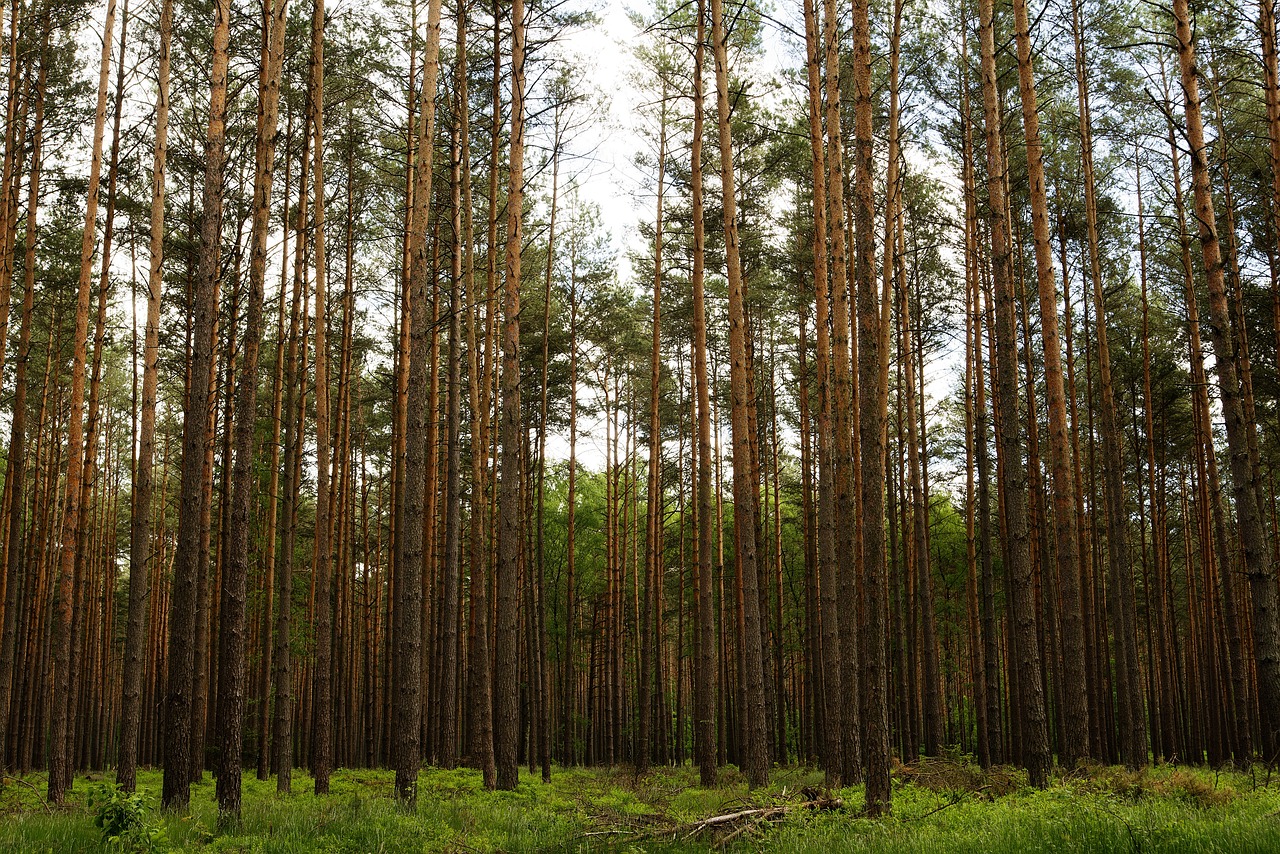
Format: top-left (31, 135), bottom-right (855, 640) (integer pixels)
top-left (494, 0), bottom-right (526, 792)
top-left (1173, 0), bottom-right (1280, 761)
top-left (49, 0), bottom-right (117, 805)
top-left (690, 0), bottom-right (717, 789)
top-left (0, 22), bottom-right (46, 776)
top-left (308, 0), bottom-right (334, 795)
top-left (1008, 0), bottom-right (1090, 767)
top-left (437, 0), bottom-right (469, 771)
top-left (120, 0), bottom-right (172, 789)
top-left (851, 0), bottom-right (890, 813)
top-left (709, 0), bottom-right (768, 788)
top-left (162, 0), bottom-right (226, 809)
top-left (464, 0), bottom-right (498, 788)
top-left (215, 0), bottom-right (289, 818)
top-left (800, 0), bottom-right (841, 785)
top-left (977, 0), bottom-right (1050, 786)
top-left (638, 89), bottom-right (666, 776)
top-left (393, 0), bottom-right (443, 805)
top-left (1068, 0), bottom-right (1146, 768)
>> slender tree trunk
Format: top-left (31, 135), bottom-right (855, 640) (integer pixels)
top-left (1008, 0), bottom-right (1091, 767)
top-left (275, 102), bottom-right (311, 794)
top-left (1066, 0), bottom-right (1146, 768)
top-left (977, 0), bottom-right (1050, 786)
top-left (393, 0), bottom-right (443, 805)
top-left (309, 0), bottom-right (334, 795)
top-left (709, 0), bottom-right (767, 788)
top-left (49, 0), bottom-right (117, 805)
top-left (117, 4), bottom-right (166, 780)
top-left (494, 0), bottom-right (526, 792)
top-left (0, 24), bottom-right (46, 777)
top-left (690, 0), bottom-right (717, 788)
top-left (215, 0), bottom-right (289, 818)
top-left (800, 0), bottom-right (842, 785)
top-left (638, 93), bottom-right (666, 776)
top-left (437, 0), bottom-right (469, 771)
top-left (1173, 0), bottom-right (1280, 761)
top-left (851, 0), bottom-right (891, 812)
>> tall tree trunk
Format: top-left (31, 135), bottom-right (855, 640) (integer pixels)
top-left (977, 0), bottom-right (1050, 786)
top-left (494, 0), bottom-right (526, 792)
top-left (309, 0), bottom-right (334, 795)
top-left (638, 92), bottom-right (666, 776)
top-left (1173, 0), bottom-right (1280, 761)
top-left (275, 101), bottom-right (312, 793)
top-left (49, 0), bottom-right (117, 806)
top-left (1008, 0), bottom-right (1091, 767)
top-left (465, 0), bottom-right (499, 788)
top-left (119, 0), bottom-right (170, 788)
top-left (0, 24), bottom-right (46, 777)
top-left (393, 0), bottom-right (443, 805)
top-left (1067, 0), bottom-right (1146, 768)
top-left (215, 0), bottom-right (289, 818)
top-left (690, 0), bottom-right (717, 789)
top-left (438, 0), bottom-right (469, 772)
top-left (851, 0), bottom-right (891, 813)
top-left (800, 0), bottom-right (841, 785)
top-left (709, 0), bottom-right (768, 788)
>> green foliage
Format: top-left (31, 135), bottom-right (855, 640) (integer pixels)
top-left (89, 784), bottom-right (169, 853)
top-left (1, 764), bottom-right (1277, 853)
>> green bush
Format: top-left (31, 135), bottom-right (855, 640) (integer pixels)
top-left (89, 783), bottom-right (169, 853)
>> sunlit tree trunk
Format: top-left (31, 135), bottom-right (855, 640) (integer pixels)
top-left (851, 0), bottom-right (890, 813)
top-left (800, 0), bottom-right (841, 784)
top-left (48, 0), bottom-right (117, 806)
top-left (1008, 0), bottom-right (1090, 767)
top-left (709, 0), bottom-right (768, 788)
top-left (1173, 0), bottom-right (1280, 762)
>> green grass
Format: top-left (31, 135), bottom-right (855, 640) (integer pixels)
top-left (1, 760), bottom-right (1277, 852)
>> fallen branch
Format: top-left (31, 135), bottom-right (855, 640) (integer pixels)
top-left (2, 776), bottom-right (53, 815)
top-left (670, 796), bottom-right (843, 844)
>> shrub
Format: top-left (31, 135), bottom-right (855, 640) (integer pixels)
top-left (89, 784), bottom-right (169, 853)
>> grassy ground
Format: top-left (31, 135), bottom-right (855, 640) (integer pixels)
top-left (1, 759), bottom-right (1278, 852)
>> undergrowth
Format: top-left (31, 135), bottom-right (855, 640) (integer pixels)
top-left (0, 759), bottom-right (1275, 852)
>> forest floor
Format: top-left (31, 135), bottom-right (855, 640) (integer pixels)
top-left (1, 757), bottom-right (1278, 852)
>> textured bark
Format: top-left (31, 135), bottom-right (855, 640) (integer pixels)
top-left (49, 0), bottom-right (116, 806)
top-left (1007, 0), bottom-right (1090, 767)
top-left (800, 0), bottom-right (841, 784)
top-left (817, 0), bottom-right (860, 787)
top-left (494, 0), bottom-right (526, 792)
top-left (257, 0), bottom-right (293, 782)
top-left (464, 0), bottom-right (498, 789)
top-left (851, 0), bottom-right (890, 814)
top-left (1173, 0), bottom-right (1280, 761)
top-left (0, 0), bottom-right (24, 389)
top-left (437, 0), bottom-right (468, 771)
top-left (0, 24), bottom-right (45, 776)
top-left (977, 0), bottom-right (1050, 787)
top-left (163, 0), bottom-right (226, 809)
top-left (393, 0), bottom-right (443, 805)
top-left (710, 0), bottom-right (768, 788)
top-left (637, 93), bottom-right (665, 776)
top-left (690, 0), bottom-right (717, 789)
top-left (274, 103), bottom-right (311, 794)
top-left (308, 0), bottom-right (334, 795)
top-left (215, 0), bottom-right (288, 818)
